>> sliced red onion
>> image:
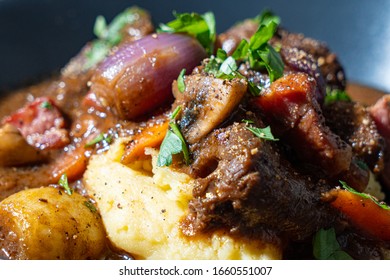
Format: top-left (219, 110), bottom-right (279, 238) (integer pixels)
top-left (89, 33), bottom-right (207, 120)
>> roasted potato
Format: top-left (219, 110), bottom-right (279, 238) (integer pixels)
top-left (0, 187), bottom-right (107, 259)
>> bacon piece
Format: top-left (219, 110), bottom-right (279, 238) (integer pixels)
top-left (2, 97), bottom-right (69, 150)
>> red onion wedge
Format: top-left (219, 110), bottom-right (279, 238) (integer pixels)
top-left (89, 33), bottom-right (207, 120)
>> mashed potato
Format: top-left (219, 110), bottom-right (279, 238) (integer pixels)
top-left (83, 139), bottom-right (282, 260)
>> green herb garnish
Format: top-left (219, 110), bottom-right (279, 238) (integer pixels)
top-left (254, 9), bottom-right (281, 26)
top-left (157, 106), bottom-right (190, 166)
top-left (83, 200), bottom-right (97, 213)
top-left (313, 228), bottom-right (353, 260)
top-left (85, 7), bottom-right (147, 69)
top-left (324, 87), bottom-right (351, 105)
top-left (58, 173), bottom-right (73, 195)
top-left (40, 101), bottom-right (52, 110)
top-left (203, 10), bottom-right (283, 95)
top-left (340, 180), bottom-right (390, 210)
top-left (159, 11), bottom-right (216, 55)
top-left (177, 69), bottom-right (186, 93)
top-left (243, 120), bottom-right (279, 141)
top-left (232, 19), bottom-right (284, 82)
top-left (85, 133), bottom-right (112, 148)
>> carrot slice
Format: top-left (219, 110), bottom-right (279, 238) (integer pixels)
top-left (326, 189), bottom-right (390, 241)
top-left (121, 120), bottom-right (169, 164)
top-left (49, 146), bottom-right (88, 183)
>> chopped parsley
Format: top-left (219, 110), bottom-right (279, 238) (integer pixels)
top-left (157, 106), bottom-right (190, 166)
top-left (40, 101), bottom-right (53, 110)
top-left (313, 228), bottom-right (353, 260)
top-left (83, 200), bottom-right (97, 213)
top-left (232, 17), bottom-right (284, 82)
top-left (254, 9), bottom-right (281, 26)
top-left (159, 11), bottom-right (216, 55)
top-left (177, 69), bottom-right (186, 93)
top-left (204, 49), bottom-right (261, 96)
top-left (203, 10), bottom-right (283, 95)
top-left (324, 87), bottom-right (351, 105)
top-left (205, 49), bottom-right (238, 79)
top-left (84, 7), bottom-right (147, 69)
top-left (58, 173), bottom-right (73, 195)
top-left (85, 133), bottom-right (112, 148)
top-left (340, 180), bottom-right (390, 210)
top-left (243, 120), bottom-right (279, 141)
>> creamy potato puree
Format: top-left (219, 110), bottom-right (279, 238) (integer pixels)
top-left (83, 140), bottom-right (282, 260)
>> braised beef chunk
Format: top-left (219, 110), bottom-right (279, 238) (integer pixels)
top-left (172, 72), bottom-right (247, 144)
top-left (370, 95), bottom-right (390, 189)
top-left (255, 74), bottom-right (351, 175)
top-left (182, 123), bottom-right (337, 242)
top-left (280, 48), bottom-right (326, 103)
top-left (255, 73), bottom-right (370, 191)
top-left (274, 29), bottom-right (346, 90)
top-left (323, 100), bottom-right (385, 173)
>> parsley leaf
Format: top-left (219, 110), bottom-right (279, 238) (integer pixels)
top-left (83, 200), bottom-right (97, 213)
top-left (157, 130), bottom-right (183, 167)
top-left (313, 228), bottom-right (353, 260)
top-left (258, 44), bottom-right (284, 82)
top-left (340, 180), bottom-right (390, 210)
top-left (219, 56), bottom-right (238, 76)
top-left (204, 49), bottom-right (244, 82)
top-left (157, 106), bottom-right (190, 167)
top-left (325, 87), bottom-right (351, 105)
top-left (40, 101), bottom-right (52, 110)
top-left (177, 69), bottom-right (186, 93)
top-left (58, 173), bottom-right (73, 195)
top-left (159, 11), bottom-right (216, 55)
top-left (85, 133), bottom-right (112, 148)
top-left (85, 7), bottom-right (146, 69)
top-left (249, 21), bottom-right (277, 50)
top-left (231, 15), bottom-right (284, 82)
top-left (243, 121), bottom-right (279, 141)
top-left (255, 9), bottom-right (281, 27)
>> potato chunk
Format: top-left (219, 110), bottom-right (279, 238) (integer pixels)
top-left (84, 140), bottom-right (282, 259)
top-left (0, 187), bottom-right (106, 259)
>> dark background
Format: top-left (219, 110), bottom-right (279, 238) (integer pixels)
top-left (1, 0), bottom-right (390, 93)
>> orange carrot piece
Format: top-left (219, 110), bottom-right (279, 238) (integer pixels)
top-left (49, 146), bottom-right (88, 183)
top-left (121, 120), bottom-right (169, 164)
top-left (327, 189), bottom-right (390, 241)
